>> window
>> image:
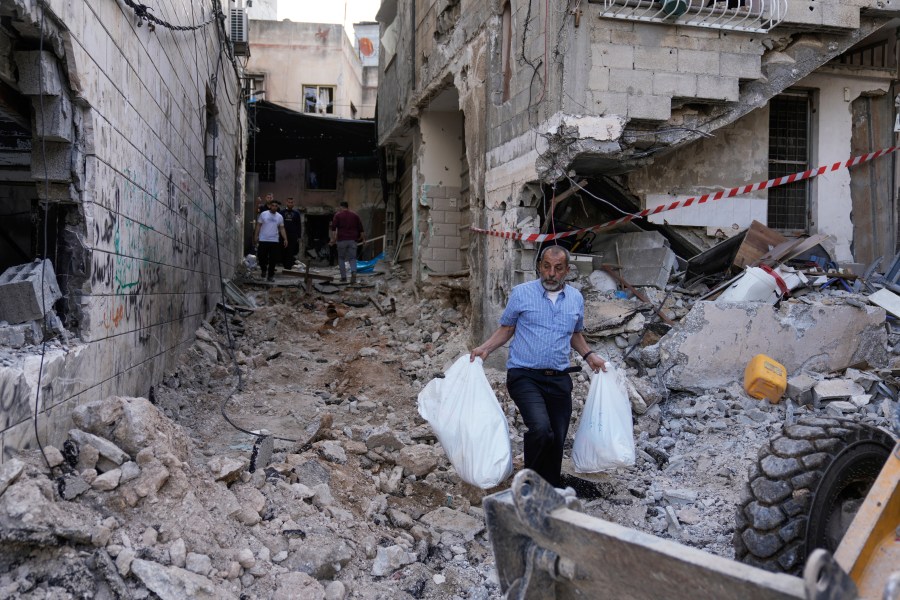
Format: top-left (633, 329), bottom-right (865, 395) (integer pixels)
top-left (767, 93), bottom-right (810, 232)
top-left (303, 85), bottom-right (334, 114)
top-left (307, 157), bottom-right (338, 190)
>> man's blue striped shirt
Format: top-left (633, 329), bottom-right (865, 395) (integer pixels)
top-left (499, 279), bottom-right (584, 371)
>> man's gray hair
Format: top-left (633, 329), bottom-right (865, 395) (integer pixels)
top-left (539, 244), bottom-right (571, 266)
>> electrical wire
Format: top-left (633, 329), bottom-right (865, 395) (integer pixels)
top-left (122, 0), bottom-right (222, 32)
top-left (33, 1), bottom-right (52, 471)
top-left (205, 9), bottom-right (302, 445)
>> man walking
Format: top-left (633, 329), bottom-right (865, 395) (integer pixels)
top-left (281, 197), bottom-right (302, 270)
top-left (470, 245), bottom-right (606, 487)
top-left (330, 201), bottom-right (365, 284)
top-left (254, 197), bottom-right (287, 282)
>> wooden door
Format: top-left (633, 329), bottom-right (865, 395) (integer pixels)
top-left (850, 94), bottom-right (895, 265)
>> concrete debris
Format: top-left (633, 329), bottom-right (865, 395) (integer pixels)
top-left (657, 300), bottom-right (887, 393)
top-left (5, 266), bottom-right (900, 598)
top-left (813, 379), bottom-right (867, 404)
top-left (0, 458), bottom-right (25, 496)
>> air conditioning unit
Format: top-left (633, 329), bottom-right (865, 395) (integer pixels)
top-left (230, 7), bottom-right (249, 55)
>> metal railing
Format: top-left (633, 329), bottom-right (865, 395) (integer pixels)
top-left (594, 0), bottom-right (788, 33)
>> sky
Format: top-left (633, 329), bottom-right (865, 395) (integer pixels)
top-left (278, 0), bottom-right (381, 37)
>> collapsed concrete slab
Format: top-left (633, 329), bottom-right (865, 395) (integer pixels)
top-left (658, 300), bottom-right (888, 393)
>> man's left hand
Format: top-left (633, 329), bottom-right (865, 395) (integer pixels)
top-left (587, 353), bottom-right (607, 373)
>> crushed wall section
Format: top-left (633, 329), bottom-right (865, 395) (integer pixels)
top-left (0, 0), bottom-right (244, 461)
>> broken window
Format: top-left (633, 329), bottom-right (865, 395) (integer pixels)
top-left (303, 85), bottom-right (334, 114)
top-left (767, 93), bottom-right (810, 232)
top-left (204, 88), bottom-right (219, 186)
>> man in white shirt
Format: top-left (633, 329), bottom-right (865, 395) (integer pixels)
top-left (253, 197), bottom-right (287, 282)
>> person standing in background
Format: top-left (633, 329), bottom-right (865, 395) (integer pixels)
top-left (330, 201), bottom-right (365, 284)
top-left (254, 198), bottom-right (287, 282)
top-left (281, 197), bottom-right (302, 270)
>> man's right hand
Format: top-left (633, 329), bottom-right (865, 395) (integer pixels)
top-left (470, 346), bottom-right (489, 362)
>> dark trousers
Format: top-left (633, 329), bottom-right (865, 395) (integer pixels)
top-left (283, 236), bottom-right (299, 269)
top-left (506, 368), bottom-right (573, 487)
top-left (257, 241), bottom-right (281, 278)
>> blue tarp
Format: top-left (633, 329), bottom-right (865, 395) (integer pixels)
top-left (356, 252), bottom-right (384, 273)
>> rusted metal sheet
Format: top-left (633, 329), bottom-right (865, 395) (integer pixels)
top-left (484, 470), bottom-right (806, 600)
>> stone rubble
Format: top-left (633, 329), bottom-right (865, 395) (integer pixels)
top-left (0, 268), bottom-right (898, 598)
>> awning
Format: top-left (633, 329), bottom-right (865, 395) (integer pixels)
top-left (247, 100), bottom-right (377, 163)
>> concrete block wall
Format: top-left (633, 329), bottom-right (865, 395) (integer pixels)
top-left (580, 14), bottom-right (765, 124)
top-left (0, 0), bottom-right (244, 461)
top-left (422, 185), bottom-right (466, 274)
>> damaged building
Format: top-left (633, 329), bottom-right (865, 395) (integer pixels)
top-left (375, 0), bottom-right (900, 344)
top-left (0, 0), bottom-right (246, 459)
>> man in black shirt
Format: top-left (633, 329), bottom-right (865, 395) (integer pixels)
top-left (281, 197), bottom-right (302, 270)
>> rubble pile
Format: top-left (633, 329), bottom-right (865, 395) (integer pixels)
top-left (2, 228), bottom-right (900, 598)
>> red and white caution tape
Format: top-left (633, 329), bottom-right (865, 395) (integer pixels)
top-left (471, 145), bottom-right (900, 243)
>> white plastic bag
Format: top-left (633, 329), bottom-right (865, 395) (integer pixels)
top-left (417, 355), bottom-right (513, 489)
top-left (572, 364), bottom-right (636, 472)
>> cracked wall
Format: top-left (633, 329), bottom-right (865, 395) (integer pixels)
top-left (0, 0), bottom-right (245, 461)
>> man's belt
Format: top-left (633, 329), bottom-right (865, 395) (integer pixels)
top-left (523, 366), bottom-right (582, 377)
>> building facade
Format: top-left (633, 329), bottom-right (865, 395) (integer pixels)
top-left (245, 17), bottom-right (383, 262)
top-left (376, 0), bottom-right (900, 341)
top-left (0, 0), bottom-right (246, 460)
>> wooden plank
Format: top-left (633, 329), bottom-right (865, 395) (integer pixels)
top-left (732, 220), bottom-right (788, 270)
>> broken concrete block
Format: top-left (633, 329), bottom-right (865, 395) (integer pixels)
top-left (825, 401), bottom-right (858, 416)
top-left (69, 429), bottom-right (130, 470)
top-left (131, 557), bottom-right (220, 598)
top-left (0, 259), bottom-right (62, 324)
top-left (588, 270), bottom-right (618, 292)
top-left (786, 372), bottom-right (818, 399)
top-left (59, 473), bottom-right (90, 500)
top-left (659, 301), bottom-right (888, 393)
top-left (30, 141), bottom-right (72, 182)
top-left (0, 323), bottom-right (28, 347)
top-left (617, 246), bottom-right (677, 289)
top-left (850, 394), bottom-right (872, 408)
top-left (397, 444), bottom-right (442, 477)
top-left (31, 93), bottom-right (74, 142)
top-left (813, 379), bottom-right (866, 403)
top-left (371, 545), bottom-right (416, 577)
top-left (92, 468), bottom-right (122, 491)
top-left (844, 368), bottom-right (881, 392)
top-left (419, 507), bottom-right (485, 542)
top-left (14, 51), bottom-right (64, 96)
top-left (0, 458), bottom-right (25, 496)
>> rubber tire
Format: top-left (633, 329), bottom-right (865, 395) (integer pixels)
top-left (733, 416), bottom-right (894, 574)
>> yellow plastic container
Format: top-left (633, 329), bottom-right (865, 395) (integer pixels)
top-left (744, 354), bottom-right (787, 404)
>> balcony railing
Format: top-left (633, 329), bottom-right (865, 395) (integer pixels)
top-left (593, 0), bottom-right (788, 33)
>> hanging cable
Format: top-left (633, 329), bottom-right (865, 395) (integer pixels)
top-left (122, 0), bottom-right (223, 32)
top-left (33, 1), bottom-right (52, 471)
top-left (205, 13), bottom-right (303, 444)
